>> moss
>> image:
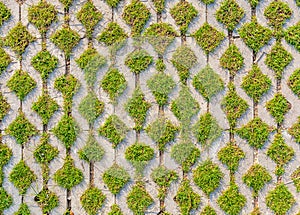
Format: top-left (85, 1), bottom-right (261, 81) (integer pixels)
top-left (238, 18), bottom-right (272, 53)
top-left (0, 47), bottom-right (11, 74)
top-left (103, 163), bottom-right (130, 195)
top-left (124, 86), bottom-right (151, 131)
top-left (108, 204), bottom-right (123, 215)
top-left (264, 1), bottom-right (292, 29)
top-left (7, 70), bottom-right (36, 101)
top-left (218, 142), bottom-right (245, 172)
top-left (78, 134), bottom-right (104, 162)
top-left (153, 0), bottom-right (165, 13)
top-left (0, 92), bottom-right (10, 121)
top-left (170, 1), bottom-right (198, 34)
top-left (171, 142), bottom-right (200, 173)
top-left (77, 1), bottom-right (102, 39)
top-left (6, 112), bottom-right (37, 145)
top-left (0, 187), bottom-right (12, 213)
top-left (53, 114), bottom-right (79, 150)
top-left (106, 0), bottom-right (121, 8)
top-left (31, 50), bottom-right (58, 81)
top-left (236, 117), bottom-right (272, 149)
top-left (28, 1), bottom-right (57, 34)
top-left (155, 59), bottom-right (166, 72)
top-left (266, 93), bottom-right (291, 124)
top-left (146, 117), bottom-right (178, 151)
top-left (151, 166), bottom-right (178, 199)
top-left (125, 49), bottom-right (153, 74)
top-left (9, 160), bottom-right (36, 195)
top-left (216, 0), bottom-right (244, 31)
top-left (101, 68), bottom-right (127, 103)
top-left (0, 2), bottom-right (11, 27)
top-left (34, 133), bottom-right (58, 164)
top-left (193, 159), bottom-right (223, 196)
top-left (220, 44), bottom-right (244, 75)
top-left (266, 183), bottom-right (295, 215)
top-left (193, 22), bottom-right (225, 54)
top-left (98, 22), bottom-right (127, 48)
top-left (265, 42), bottom-right (292, 79)
top-left (174, 179), bottom-right (200, 215)
top-left (14, 204), bottom-right (30, 215)
top-left (291, 166), bottom-right (300, 192)
top-left (171, 45), bottom-right (197, 82)
top-left (147, 72), bottom-right (175, 106)
top-left (289, 116), bottom-right (300, 143)
top-left (80, 187), bottom-right (106, 215)
top-left (59, 0), bottom-right (73, 10)
top-left (51, 26), bottom-right (80, 57)
top-left (243, 164), bottom-right (272, 197)
top-left (285, 22), bottom-right (300, 52)
top-left (0, 144), bottom-right (12, 167)
top-left (35, 188), bottom-right (59, 214)
top-left (122, 0), bottom-right (150, 36)
top-left (32, 93), bottom-right (59, 125)
top-left (241, 64), bottom-right (271, 103)
top-left (54, 155), bottom-right (83, 189)
top-left (217, 182), bottom-right (246, 215)
top-left (4, 22), bottom-right (35, 56)
top-left (288, 68), bottom-right (300, 98)
top-left (127, 181), bottom-right (153, 215)
top-left (200, 205), bottom-right (217, 215)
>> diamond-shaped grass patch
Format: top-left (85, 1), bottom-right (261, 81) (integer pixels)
top-left (193, 22), bottom-right (225, 54)
top-left (34, 133), bottom-right (58, 164)
top-left (241, 64), bottom-right (271, 103)
top-left (35, 188), bottom-right (59, 214)
top-left (7, 70), bottom-right (36, 101)
top-left (9, 160), bottom-right (36, 195)
top-left (98, 115), bottom-right (128, 149)
top-left (220, 44), bottom-right (244, 76)
top-left (200, 206), bottom-right (217, 215)
top-left (193, 159), bottom-right (223, 196)
top-left (103, 163), bottom-right (130, 195)
top-left (266, 93), bottom-right (291, 124)
top-left (0, 2), bottom-right (11, 27)
top-left (289, 116), bottom-right (300, 143)
top-left (108, 204), bottom-right (123, 215)
top-left (80, 187), bottom-right (106, 215)
top-left (243, 164), bottom-right (272, 197)
top-left (0, 144), bottom-right (12, 168)
top-left (266, 183), bottom-right (295, 215)
top-left (0, 47), bottom-right (11, 74)
top-left (216, 0), bottom-right (244, 31)
top-left (218, 142), bottom-right (245, 172)
top-left (15, 203), bottom-right (30, 215)
top-left (59, 0), bottom-right (73, 10)
top-left (32, 93), bottom-right (59, 125)
top-left (0, 187), bottom-right (12, 213)
top-left (285, 22), bottom-right (300, 52)
top-left (6, 112), bottom-right (37, 145)
top-left (264, 1), bottom-right (292, 29)
top-left (78, 134), bottom-right (104, 162)
top-left (265, 42), bottom-right (292, 79)
top-left (0, 92), bottom-right (10, 121)
top-left (125, 49), bottom-right (153, 74)
top-left (98, 22), bottom-right (128, 48)
top-left (291, 166), bottom-right (300, 192)
top-left (170, 1), bottom-right (198, 34)
top-left (288, 68), bottom-right (300, 98)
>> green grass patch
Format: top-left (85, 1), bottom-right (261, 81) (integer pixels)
top-left (80, 187), bottom-right (106, 215)
top-left (264, 1), bottom-right (292, 29)
top-left (108, 204), bottom-right (123, 215)
top-left (0, 47), bottom-right (11, 74)
top-left (220, 44), bottom-right (244, 75)
top-left (0, 2), bottom-right (11, 27)
top-left (153, 0), bottom-right (165, 13)
top-left (34, 133), bottom-right (58, 164)
top-left (106, 0), bottom-right (121, 8)
top-left (59, 0), bottom-right (73, 10)
top-left (266, 93), bottom-right (291, 124)
top-left (285, 22), bottom-right (300, 52)
top-left (125, 49), bottom-right (153, 74)
top-left (0, 187), bottom-right (12, 213)
top-left (78, 134), bottom-right (104, 162)
top-left (14, 204), bottom-right (30, 215)
top-left (247, 0), bottom-right (261, 8)
top-left (200, 205), bottom-right (217, 215)
top-left (35, 188), bottom-right (59, 214)
top-left (218, 142), bottom-right (245, 172)
top-left (0, 92), bottom-right (10, 120)
top-left (0, 144), bottom-right (12, 168)
top-left (155, 59), bottom-right (166, 72)
top-left (289, 116), bottom-right (300, 143)
top-left (288, 68), bottom-right (300, 98)
top-left (291, 166), bottom-right (300, 192)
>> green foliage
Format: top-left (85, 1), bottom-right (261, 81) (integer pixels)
top-left (35, 188), bottom-right (59, 214)
top-left (31, 50), bottom-right (58, 81)
top-left (78, 134), bottom-right (104, 162)
top-left (155, 59), bottom-right (166, 72)
top-left (289, 116), bottom-right (300, 143)
top-left (108, 204), bottom-right (123, 215)
top-left (243, 164), bottom-right (272, 197)
top-left (264, 1), bottom-right (292, 29)
top-left (151, 166), bottom-right (178, 199)
top-left (6, 112), bottom-right (37, 145)
top-left (53, 114), bottom-right (79, 150)
top-left (171, 142), bottom-right (200, 173)
top-left (0, 187), bottom-right (12, 213)
top-left (4, 22), bottom-right (35, 56)
top-left (98, 115), bottom-right (128, 148)
top-left (170, 1), bottom-right (198, 34)
top-left (50, 26), bottom-right (80, 57)
top-left (0, 144), bottom-right (12, 167)
top-left (171, 45), bottom-right (197, 82)
top-left (193, 159), bottom-right (223, 196)
top-left (285, 22), bottom-right (300, 52)
top-left (266, 93), bottom-right (291, 124)
top-left (0, 2), bottom-right (11, 27)
top-left (34, 133), bottom-right (58, 164)
top-left (7, 70), bottom-right (36, 101)
top-left (221, 83), bottom-right (248, 129)
top-left (77, 1), bottom-right (102, 39)
top-left (249, 207), bottom-right (261, 215)
top-left (291, 166), bottom-right (300, 192)
top-left (0, 92), bottom-right (10, 120)
top-left (248, 0), bottom-right (261, 8)
top-left (122, 0), bottom-right (150, 36)
top-left (236, 117), bottom-right (272, 149)
top-left (125, 49), bottom-right (153, 74)
top-left (101, 68), bottom-right (127, 103)
top-left (193, 22), bottom-right (225, 54)
top-left (174, 179), bottom-right (200, 215)
top-left (288, 68), bottom-right (300, 98)
top-left (297, 0), bottom-right (300, 7)
top-left (216, 0), bottom-right (244, 31)
top-left (200, 0), bottom-right (215, 4)
top-left (200, 205), bottom-right (217, 215)
top-left (266, 183), bottom-right (295, 215)
top-left (192, 113), bottom-right (222, 146)
top-left (54, 155), bottom-right (83, 189)
top-left (147, 72), bottom-right (175, 106)
top-left (80, 187), bottom-right (106, 215)
top-left (28, 1), bottom-right (57, 34)
top-left (32, 93), bottom-right (59, 125)
top-left (217, 183), bottom-right (246, 215)
top-left (153, 0), bottom-right (165, 13)
top-left (238, 19), bottom-right (272, 53)
top-left (0, 47), bottom-right (11, 74)
top-left (9, 160), bottom-right (36, 194)
top-left (14, 204), bottom-right (30, 215)
top-left (241, 64), bottom-right (271, 103)
top-left (98, 22), bottom-right (128, 48)
top-left (106, 0), bottom-right (121, 8)
top-left (127, 181), bottom-right (153, 215)
top-left (103, 163), bottom-right (130, 195)
top-left (59, 0), bottom-right (73, 10)
top-left (220, 44), bottom-right (244, 75)
top-left (218, 142), bottom-right (245, 172)
top-left (124, 87), bottom-right (151, 131)
top-left (146, 117), bottom-right (178, 151)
